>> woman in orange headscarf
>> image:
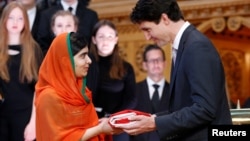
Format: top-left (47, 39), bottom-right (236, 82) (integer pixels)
top-left (35, 32), bottom-right (116, 141)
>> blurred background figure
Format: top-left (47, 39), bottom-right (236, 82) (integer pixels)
top-left (0, 2), bottom-right (43, 141)
top-left (37, 0), bottom-right (98, 55)
top-left (17, 0), bottom-right (44, 43)
top-left (50, 10), bottom-right (78, 37)
top-left (0, 0), bottom-right (6, 16)
top-left (37, 0), bottom-right (90, 9)
top-left (0, 0), bottom-right (15, 16)
top-left (130, 44), bottom-right (170, 141)
top-left (37, 0), bottom-right (59, 9)
top-left (87, 19), bottom-right (137, 141)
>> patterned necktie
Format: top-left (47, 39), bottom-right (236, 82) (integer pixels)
top-left (152, 84), bottom-right (160, 113)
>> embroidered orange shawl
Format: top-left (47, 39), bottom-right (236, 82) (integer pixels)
top-left (35, 33), bottom-right (103, 141)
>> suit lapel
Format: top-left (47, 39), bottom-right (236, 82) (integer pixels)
top-left (160, 81), bottom-right (170, 111)
top-left (75, 1), bottom-right (86, 16)
top-left (142, 80), bottom-right (153, 111)
top-left (169, 25), bottom-right (195, 99)
top-left (31, 7), bottom-right (40, 38)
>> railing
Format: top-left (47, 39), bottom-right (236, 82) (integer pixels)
top-left (230, 108), bottom-right (250, 125)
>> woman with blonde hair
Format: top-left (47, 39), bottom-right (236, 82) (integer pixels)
top-left (0, 1), bottom-right (43, 141)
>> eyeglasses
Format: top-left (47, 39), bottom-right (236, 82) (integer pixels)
top-left (146, 58), bottom-right (164, 64)
top-left (96, 35), bottom-right (116, 41)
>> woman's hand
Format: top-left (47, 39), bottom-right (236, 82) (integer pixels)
top-left (24, 121), bottom-right (36, 141)
top-left (99, 118), bottom-right (123, 135)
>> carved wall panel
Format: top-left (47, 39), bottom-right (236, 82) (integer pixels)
top-left (220, 50), bottom-right (244, 105)
top-left (198, 15), bottom-right (250, 106)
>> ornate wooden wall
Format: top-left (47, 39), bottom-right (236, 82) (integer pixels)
top-left (89, 0), bottom-right (250, 107)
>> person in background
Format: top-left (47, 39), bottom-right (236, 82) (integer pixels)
top-left (37, 0), bottom-right (98, 55)
top-left (87, 19), bottom-right (137, 141)
top-left (130, 44), bottom-right (170, 141)
top-left (50, 10), bottom-right (78, 37)
top-left (0, 0), bottom-right (16, 16)
top-left (0, 0), bottom-right (6, 16)
top-left (35, 32), bottom-right (118, 141)
top-left (0, 2), bottom-right (43, 141)
top-left (17, 0), bottom-right (44, 43)
top-left (37, 0), bottom-right (91, 9)
top-left (114, 0), bottom-right (232, 140)
top-left (36, 0), bottom-right (59, 9)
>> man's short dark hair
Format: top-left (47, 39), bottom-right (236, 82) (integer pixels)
top-left (130, 0), bottom-right (184, 24)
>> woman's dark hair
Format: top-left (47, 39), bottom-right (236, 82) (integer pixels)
top-left (90, 20), bottom-right (118, 61)
top-left (130, 0), bottom-right (184, 24)
top-left (90, 20), bottom-right (126, 80)
top-left (70, 32), bottom-right (88, 56)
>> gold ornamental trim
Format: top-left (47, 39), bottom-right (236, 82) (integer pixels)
top-left (89, 0), bottom-right (250, 34)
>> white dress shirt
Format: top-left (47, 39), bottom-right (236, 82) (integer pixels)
top-left (27, 6), bottom-right (36, 30)
top-left (146, 77), bottom-right (165, 100)
top-left (61, 0), bottom-right (78, 15)
top-left (172, 21), bottom-right (191, 60)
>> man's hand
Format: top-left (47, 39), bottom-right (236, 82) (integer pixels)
top-left (113, 114), bottom-right (156, 135)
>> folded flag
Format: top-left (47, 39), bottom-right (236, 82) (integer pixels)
top-left (108, 110), bottom-right (150, 127)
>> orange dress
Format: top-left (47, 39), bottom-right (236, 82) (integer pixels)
top-left (35, 33), bottom-right (105, 141)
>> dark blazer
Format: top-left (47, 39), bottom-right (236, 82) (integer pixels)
top-left (36, 1), bottom-right (98, 54)
top-left (155, 25), bottom-right (232, 141)
top-left (130, 79), bottom-right (170, 141)
top-left (31, 6), bottom-right (43, 43)
top-left (87, 54), bottom-right (137, 118)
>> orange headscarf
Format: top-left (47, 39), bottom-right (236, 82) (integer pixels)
top-left (35, 33), bottom-right (104, 141)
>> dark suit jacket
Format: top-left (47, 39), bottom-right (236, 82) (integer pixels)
top-left (155, 25), bottom-right (232, 141)
top-left (31, 6), bottom-right (43, 43)
top-left (86, 54), bottom-right (137, 118)
top-left (130, 79), bottom-right (170, 141)
top-left (36, 1), bottom-right (98, 54)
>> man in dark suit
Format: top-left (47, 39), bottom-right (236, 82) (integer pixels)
top-left (131, 44), bottom-right (170, 141)
top-left (0, 0), bottom-right (6, 16)
top-left (114, 0), bottom-right (232, 141)
top-left (18, 0), bottom-right (43, 43)
top-left (36, 0), bottom-right (90, 9)
top-left (37, 0), bottom-right (98, 54)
